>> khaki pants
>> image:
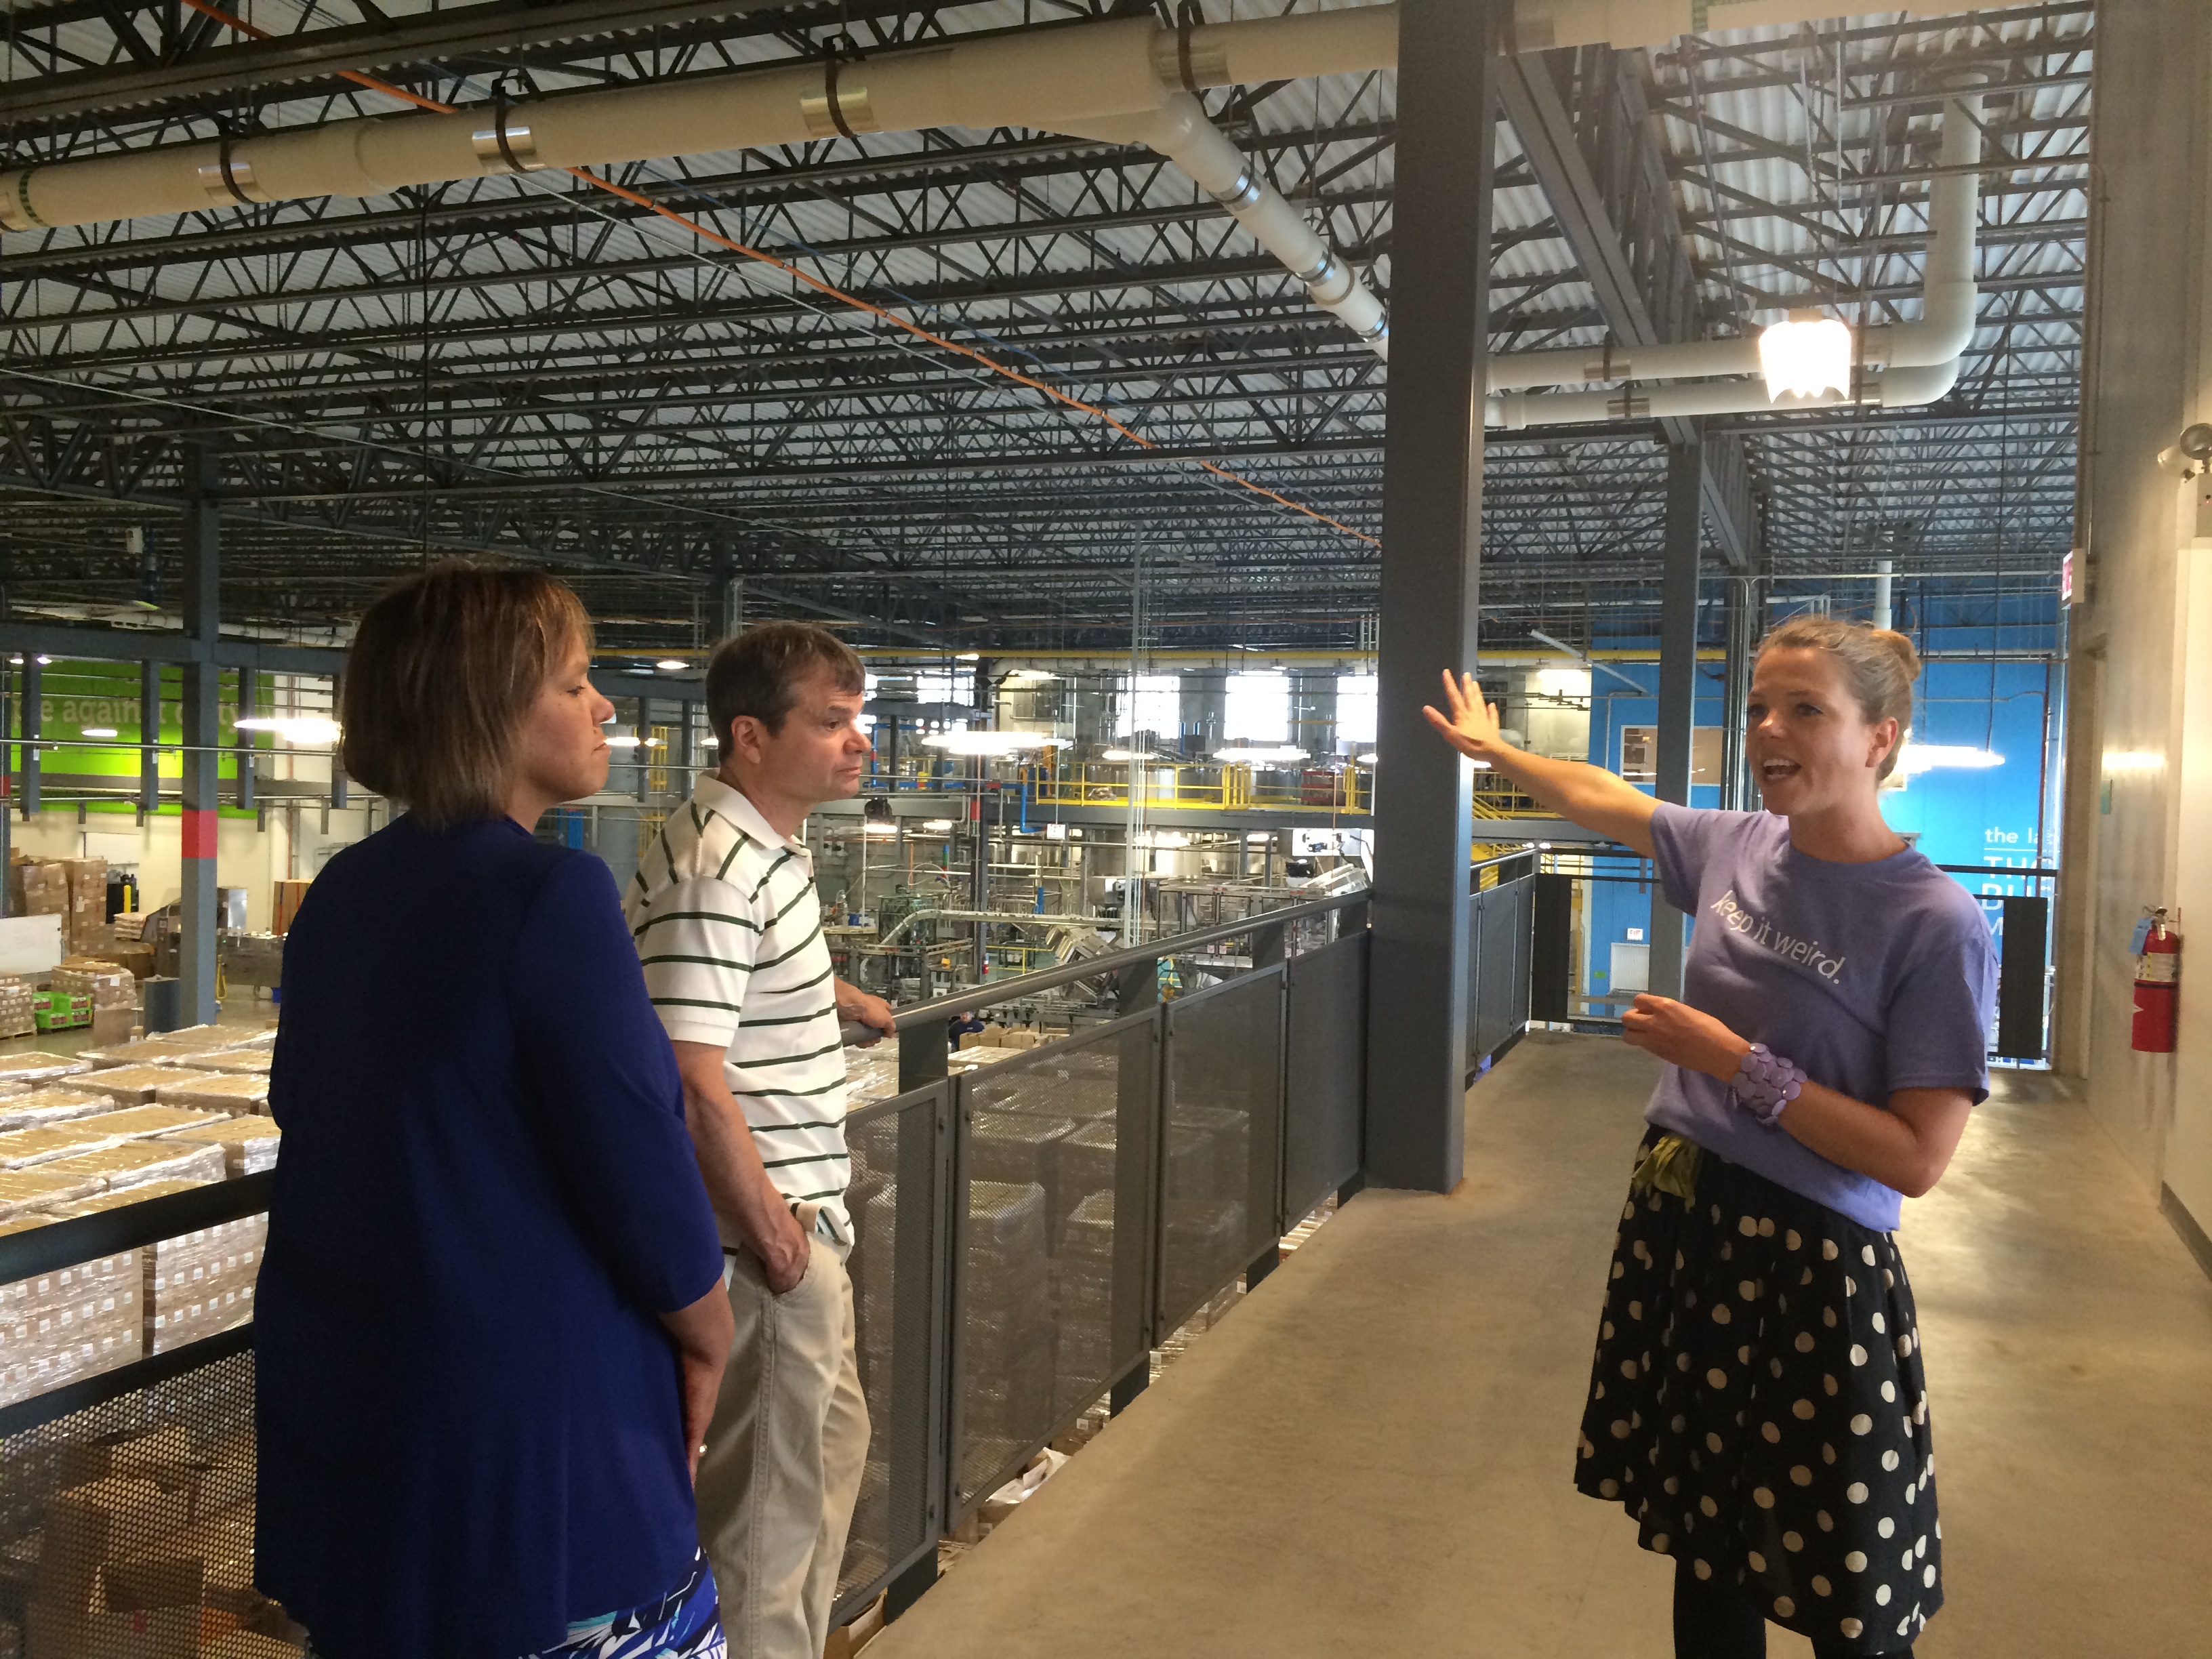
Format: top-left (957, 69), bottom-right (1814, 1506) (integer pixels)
top-left (698, 1235), bottom-right (869, 1659)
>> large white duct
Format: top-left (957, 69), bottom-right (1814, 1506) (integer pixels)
top-left (1, 0), bottom-right (1963, 360)
top-left (1487, 85), bottom-right (1984, 425)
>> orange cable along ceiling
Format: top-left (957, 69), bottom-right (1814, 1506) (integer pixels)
top-left (173, 0), bottom-right (1380, 549)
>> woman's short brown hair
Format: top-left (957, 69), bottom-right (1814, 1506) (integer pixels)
top-left (706, 621), bottom-right (866, 754)
top-left (341, 562), bottom-right (592, 829)
top-left (1755, 614), bottom-right (1921, 781)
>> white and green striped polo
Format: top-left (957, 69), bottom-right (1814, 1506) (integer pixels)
top-left (625, 771), bottom-right (851, 1248)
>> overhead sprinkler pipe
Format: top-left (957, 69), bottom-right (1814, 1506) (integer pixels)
top-left (1052, 93), bottom-right (1387, 358)
top-left (1486, 84), bottom-right (1985, 426)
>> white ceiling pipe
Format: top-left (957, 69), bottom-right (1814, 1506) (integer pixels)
top-left (1052, 93), bottom-right (1387, 359)
top-left (1486, 351), bottom-right (1963, 427)
top-left (1488, 87), bottom-right (1983, 392)
top-left (1511, 0), bottom-right (1936, 54)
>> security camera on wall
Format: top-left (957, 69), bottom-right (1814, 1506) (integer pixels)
top-left (2157, 422), bottom-right (2212, 479)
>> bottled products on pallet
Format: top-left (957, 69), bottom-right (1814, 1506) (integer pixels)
top-left (143, 1214), bottom-right (266, 1355)
top-left (41, 1139), bottom-right (228, 1196)
top-left (74, 1066), bottom-right (212, 1107)
top-left (1160, 1195), bottom-right (1247, 1329)
top-left (0, 1125), bottom-right (136, 1170)
top-left (0, 1088), bottom-right (113, 1133)
top-left (0, 1168), bottom-right (108, 1216)
top-left (1051, 1190), bottom-right (1116, 1416)
top-left (1049, 1121), bottom-right (1212, 1221)
top-left (153, 1072), bottom-right (270, 1114)
top-left (0, 975), bottom-right (37, 1040)
top-left (0, 1247), bottom-right (142, 1408)
top-left (962, 1180), bottom-right (1054, 1461)
top-left (70, 1106), bottom-right (227, 1143)
top-left (172, 1048), bottom-right (274, 1077)
top-left (158, 1115), bottom-right (281, 1176)
top-left (1166, 1103), bottom-right (1252, 1202)
top-left (0, 1053), bottom-right (93, 1086)
top-left (968, 1111), bottom-right (1076, 1227)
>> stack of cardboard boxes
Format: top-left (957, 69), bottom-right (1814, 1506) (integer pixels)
top-left (0, 975), bottom-right (38, 1040)
top-left (11, 857), bottom-right (113, 958)
top-left (24, 1426), bottom-right (293, 1658)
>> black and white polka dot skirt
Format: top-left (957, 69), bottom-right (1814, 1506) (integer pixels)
top-left (1574, 1130), bottom-right (1942, 1654)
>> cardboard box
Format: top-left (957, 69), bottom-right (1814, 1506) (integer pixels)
top-left (41, 1141), bottom-right (227, 1195)
top-left (74, 1069), bottom-right (210, 1109)
top-left (35, 1477), bottom-right (191, 1608)
top-left (151, 1074), bottom-right (268, 1115)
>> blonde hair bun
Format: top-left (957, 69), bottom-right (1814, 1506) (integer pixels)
top-left (1867, 627), bottom-right (1922, 682)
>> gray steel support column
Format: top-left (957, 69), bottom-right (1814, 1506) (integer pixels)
top-left (139, 663), bottom-right (161, 817)
top-left (180, 441), bottom-right (222, 1027)
top-left (1649, 440), bottom-right (1704, 998)
top-left (329, 674), bottom-right (349, 812)
top-left (18, 659), bottom-right (39, 820)
top-left (1365, 0), bottom-right (1502, 1193)
top-left (1719, 579), bottom-right (1755, 812)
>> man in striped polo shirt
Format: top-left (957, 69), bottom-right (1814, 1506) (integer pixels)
top-left (626, 621), bottom-right (893, 1659)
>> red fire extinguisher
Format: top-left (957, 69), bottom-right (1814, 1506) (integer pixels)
top-left (2132, 908), bottom-right (2181, 1053)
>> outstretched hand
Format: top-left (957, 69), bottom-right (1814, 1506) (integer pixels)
top-left (1422, 669), bottom-right (1510, 763)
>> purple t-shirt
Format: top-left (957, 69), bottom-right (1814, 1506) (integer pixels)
top-left (1643, 803), bottom-right (1998, 1231)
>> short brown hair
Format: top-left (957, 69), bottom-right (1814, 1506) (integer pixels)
top-left (1755, 615), bottom-right (1921, 781)
top-left (341, 562), bottom-right (591, 828)
top-left (706, 621), bottom-right (865, 752)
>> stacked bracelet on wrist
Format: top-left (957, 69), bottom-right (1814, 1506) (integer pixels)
top-left (1728, 1042), bottom-right (1805, 1128)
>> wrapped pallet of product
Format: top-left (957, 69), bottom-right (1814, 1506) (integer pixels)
top-left (27, 1471), bottom-right (185, 1650)
top-left (1168, 1103), bottom-right (1251, 1202)
top-left (1049, 1120), bottom-right (1211, 1219)
top-left (41, 1139), bottom-right (227, 1196)
top-left (157, 1115), bottom-right (280, 1176)
top-left (152, 1071), bottom-right (269, 1115)
top-left (53, 958), bottom-right (134, 1012)
top-left (0, 1088), bottom-right (111, 1133)
top-left (0, 975), bottom-right (36, 1040)
top-left (172, 1048), bottom-right (274, 1077)
top-left (0, 1052), bottom-right (93, 1086)
top-left (69, 1105), bottom-right (227, 1143)
top-left (0, 1166), bottom-right (107, 1217)
top-left (73, 1065), bottom-right (209, 1108)
top-left (1050, 1189), bottom-right (1116, 1416)
top-left (0, 1244), bottom-right (143, 1408)
top-left (1160, 1195), bottom-right (1247, 1329)
top-left (960, 1180), bottom-right (1054, 1455)
top-left (968, 1111), bottom-right (1077, 1233)
top-left (142, 1210), bottom-right (266, 1355)
top-left (0, 1124), bottom-right (129, 1170)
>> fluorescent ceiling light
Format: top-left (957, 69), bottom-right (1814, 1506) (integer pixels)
top-left (921, 731), bottom-right (1048, 756)
top-left (921, 819), bottom-right (956, 831)
top-left (2104, 751), bottom-right (2164, 772)
top-left (862, 823), bottom-right (899, 838)
top-left (35, 656), bottom-right (50, 666)
top-left (954, 652), bottom-right (981, 661)
top-left (82, 727), bottom-right (119, 739)
top-left (1354, 752), bottom-right (1378, 766)
top-left (1759, 312), bottom-right (1853, 401)
top-left (605, 735), bottom-right (644, 750)
top-left (654, 659), bottom-right (689, 672)
top-left (1214, 745), bottom-right (1307, 764)
top-left (236, 716), bottom-right (342, 743)
top-left (1100, 747), bottom-right (1164, 762)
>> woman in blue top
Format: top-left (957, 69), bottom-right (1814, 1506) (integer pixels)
top-left (1428, 617), bottom-right (1996, 1659)
top-left (258, 564), bottom-right (736, 1659)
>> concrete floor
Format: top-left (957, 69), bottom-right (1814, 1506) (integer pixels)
top-left (870, 1032), bottom-right (2212, 1658)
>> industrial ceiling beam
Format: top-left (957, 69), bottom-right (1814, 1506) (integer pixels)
top-left (1496, 43), bottom-right (1761, 569)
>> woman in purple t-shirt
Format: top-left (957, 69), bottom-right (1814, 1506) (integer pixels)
top-left (1427, 617), bottom-right (1996, 1659)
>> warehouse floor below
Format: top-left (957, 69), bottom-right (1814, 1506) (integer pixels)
top-left (867, 1030), bottom-right (2212, 1658)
